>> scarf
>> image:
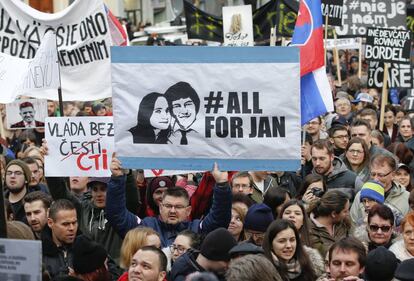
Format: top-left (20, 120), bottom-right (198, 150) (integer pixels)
top-left (272, 252), bottom-right (302, 280)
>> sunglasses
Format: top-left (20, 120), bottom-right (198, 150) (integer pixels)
top-left (369, 224), bottom-right (391, 232)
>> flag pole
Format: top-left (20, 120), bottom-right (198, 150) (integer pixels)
top-left (358, 38), bottom-right (362, 79)
top-left (379, 63), bottom-right (389, 131)
top-left (324, 14), bottom-right (328, 65)
top-left (53, 30), bottom-right (64, 117)
top-left (0, 166), bottom-right (7, 238)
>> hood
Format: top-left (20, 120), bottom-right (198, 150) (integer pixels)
top-left (312, 157), bottom-right (348, 179)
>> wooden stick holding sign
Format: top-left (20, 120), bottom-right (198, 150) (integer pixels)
top-left (379, 63), bottom-right (389, 131)
top-left (333, 30), bottom-right (342, 86)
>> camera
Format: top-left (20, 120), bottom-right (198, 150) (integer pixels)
top-left (311, 188), bottom-right (325, 198)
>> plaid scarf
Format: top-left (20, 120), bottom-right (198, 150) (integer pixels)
top-left (272, 252), bottom-right (302, 279)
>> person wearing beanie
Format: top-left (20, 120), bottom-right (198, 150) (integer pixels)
top-left (244, 203), bottom-right (274, 246)
top-left (364, 246), bottom-right (398, 281)
top-left (72, 236), bottom-right (111, 281)
top-left (146, 176), bottom-right (175, 216)
top-left (360, 180), bottom-right (384, 212)
top-left (170, 228), bottom-right (237, 281)
top-left (5, 159), bottom-right (32, 222)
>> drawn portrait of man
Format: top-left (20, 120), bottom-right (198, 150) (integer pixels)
top-left (164, 81), bottom-right (200, 145)
top-left (10, 101), bottom-right (45, 129)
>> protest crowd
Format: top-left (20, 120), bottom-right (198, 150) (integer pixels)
top-left (2, 0), bottom-right (414, 281)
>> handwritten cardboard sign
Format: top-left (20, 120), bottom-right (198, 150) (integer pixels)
top-left (45, 117), bottom-right (114, 177)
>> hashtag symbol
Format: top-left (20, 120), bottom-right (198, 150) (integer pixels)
top-left (204, 91), bottom-right (224, 114)
top-left (349, 0), bottom-right (359, 10)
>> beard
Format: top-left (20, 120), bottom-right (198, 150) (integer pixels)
top-left (8, 186), bottom-right (25, 194)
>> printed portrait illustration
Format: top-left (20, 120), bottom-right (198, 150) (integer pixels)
top-left (7, 100), bottom-right (47, 130)
top-left (129, 81), bottom-right (200, 145)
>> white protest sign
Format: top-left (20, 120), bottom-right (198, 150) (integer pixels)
top-left (5, 99), bottom-right (47, 129)
top-left (21, 31), bottom-right (60, 92)
top-left (324, 38), bottom-right (361, 50)
top-left (0, 0), bottom-right (112, 101)
top-left (0, 53), bottom-right (31, 103)
top-left (45, 117), bottom-right (114, 177)
top-left (223, 5), bottom-right (254, 46)
top-left (144, 169), bottom-right (204, 178)
top-left (0, 238), bottom-right (41, 281)
top-left (112, 47), bottom-right (301, 171)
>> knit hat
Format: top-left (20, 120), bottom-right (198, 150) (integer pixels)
top-left (244, 203), bottom-right (274, 232)
top-left (360, 180), bottom-right (384, 204)
top-left (87, 177), bottom-right (110, 189)
top-left (72, 236), bottom-right (107, 274)
top-left (6, 159), bottom-right (31, 184)
top-left (364, 246), bottom-right (398, 281)
top-left (394, 258), bottom-right (414, 281)
top-left (149, 176), bottom-right (174, 194)
top-left (200, 228), bottom-right (237, 261)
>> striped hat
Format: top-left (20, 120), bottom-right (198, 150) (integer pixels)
top-left (360, 180), bottom-right (384, 204)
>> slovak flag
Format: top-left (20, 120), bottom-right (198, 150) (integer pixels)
top-left (291, 0), bottom-right (333, 125)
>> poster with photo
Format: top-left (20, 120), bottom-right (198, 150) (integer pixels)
top-left (111, 46), bottom-right (301, 171)
top-left (5, 99), bottom-right (47, 130)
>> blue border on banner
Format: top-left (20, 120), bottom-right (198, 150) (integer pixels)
top-left (119, 157), bottom-right (301, 172)
top-left (111, 46), bottom-right (299, 63)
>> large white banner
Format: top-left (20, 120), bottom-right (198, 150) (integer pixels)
top-left (112, 47), bottom-right (301, 171)
top-left (0, 0), bottom-right (112, 101)
top-left (45, 117), bottom-right (114, 177)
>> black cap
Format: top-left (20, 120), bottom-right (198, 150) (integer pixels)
top-left (364, 246), bottom-right (398, 281)
top-left (394, 258), bottom-right (414, 281)
top-left (200, 228), bottom-right (237, 261)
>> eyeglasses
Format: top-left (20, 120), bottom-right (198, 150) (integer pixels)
top-left (370, 170), bottom-right (394, 178)
top-left (169, 244), bottom-right (188, 254)
top-left (245, 230), bottom-right (265, 239)
top-left (6, 171), bottom-right (24, 176)
top-left (161, 203), bottom-right (187, 210)
top-left (369, 224), bottom-right (391, 233)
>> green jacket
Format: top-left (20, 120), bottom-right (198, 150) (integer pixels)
top-left (309, 213), bottom-right (351, 258)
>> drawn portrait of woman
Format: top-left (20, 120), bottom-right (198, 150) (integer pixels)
top-left (129, 92), bottom-right (172, 144)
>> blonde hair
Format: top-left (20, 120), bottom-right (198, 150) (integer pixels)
top-left (119, 227), bottom-right (160, 269)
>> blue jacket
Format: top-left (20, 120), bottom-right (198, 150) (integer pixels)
top-left (106, 175), bottom-right (232, 247)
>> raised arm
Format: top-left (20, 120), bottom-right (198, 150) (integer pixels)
top-left (105, 154), bottom-right (141, 238)
top-left (199, 163), bottom-right (232, 233)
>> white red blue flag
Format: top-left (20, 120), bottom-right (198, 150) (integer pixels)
top-left (291, 0), bottom-right (333, 125)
